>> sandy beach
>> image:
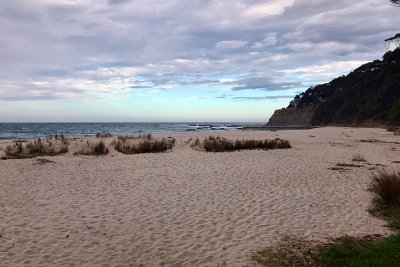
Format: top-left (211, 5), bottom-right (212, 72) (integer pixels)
top-left (0, 127), bottom-right (398, 267)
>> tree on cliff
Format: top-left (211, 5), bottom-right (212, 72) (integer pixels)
top-left (386, 0), bottom-right (400, 47)
top-left (390, 0), bottom-right (400, 6)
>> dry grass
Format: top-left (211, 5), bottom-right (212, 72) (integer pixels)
top-left (114, 135), bottom-right (175, 154)
top-left (195, 136), bottom-right (291, 152)
top-left (75, 141), bottom-right (109, 156)
top-left (1, 139), bottom-right (68, 160)
top-left (369, 170), bottom-right (400, 207)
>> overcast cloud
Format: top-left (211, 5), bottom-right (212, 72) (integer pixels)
top-left (0, 0), bottom-right (398, 121)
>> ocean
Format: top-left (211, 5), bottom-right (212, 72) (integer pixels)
top-left (0, 122), bottom-right (264, 140)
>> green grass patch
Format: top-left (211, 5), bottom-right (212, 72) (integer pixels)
top-left (254, 234), bottom-right (400, 267)
top-left (317, 234), bottom-right (400, 267)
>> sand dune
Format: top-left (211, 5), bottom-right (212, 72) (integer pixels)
top-left (0, 127), bottom-right (398, 266)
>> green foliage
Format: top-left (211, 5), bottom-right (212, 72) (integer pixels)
top-left (288, 48), bottom-right (400, 126)
top-left (317, 234), bottom-right (400, 267)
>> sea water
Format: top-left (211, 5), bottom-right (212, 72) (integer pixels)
top-left (0, 122), bottom-right (263, 140)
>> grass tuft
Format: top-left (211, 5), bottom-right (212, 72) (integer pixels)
top-left (114, 135), bottom-right (175, 154)
top-left (91, 141), bottom-right (109, 155)
top-left (369, 170), bottom-right (400, 207)
top-left (75, 141), bottom-right (109, 156)
top-left (368, 169), bottom-right (400, 231)
top-left (195, 136), bottom-right (291, 152)
top-left (1, 138), bottom-right (68, 160)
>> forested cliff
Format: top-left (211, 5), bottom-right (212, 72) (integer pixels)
top-left (268, 48), bottom-right (400, 126)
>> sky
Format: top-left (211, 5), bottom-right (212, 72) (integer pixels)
top-left (0, 0), bottom-right (398, 122)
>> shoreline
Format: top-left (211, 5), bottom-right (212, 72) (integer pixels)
top-left (0, 124), bottom-right (393, 142)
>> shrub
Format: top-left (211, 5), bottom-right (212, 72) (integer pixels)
top-left (26, 138), bottom-right (47, 154)
top-left (198, 136), bottom-right (291, 152)
top-left (92, 141), bottom-right (109, 155)
top-left (369, 170), bottom-right (400, 207)
top-left (75, 141), bottom-right (109, 155)
top-left (114, 136), bottom-right (175, 154)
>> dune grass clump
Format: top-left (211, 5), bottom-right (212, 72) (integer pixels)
top-left (91, 141), bottom-right (109, 155)
top-left (96, 132), bottom-right (113, 138)
top-left (198, 136), bottom-right (291, 152)
top-left (75, 141), bottom-right (109, 156)
top-left (116, 133), bottom-right (152, 142)
top-left (3, 141), bottom-right (25, 159)
top-left (369, 170), bottom-right (400, 208)
top-left (114, 135), bottom-right (175, 154)
top-left (1, 138), bottom-right (68, 160)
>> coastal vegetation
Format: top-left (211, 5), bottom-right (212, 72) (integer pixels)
top-left (0, 133), bottom-right (178, 158)
top-left (75, 141), bottom-right (109, 156)
top-left (1, 138), bottom-right (68, 160)
top-left (270, 47), bottom-right (400, 127)
top-left (253, 170), bottom-right (400, 267)
top-left (114, 134), bottom-right (176, 154)
top-left (193, 136), bottom-right (291, 152)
